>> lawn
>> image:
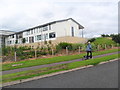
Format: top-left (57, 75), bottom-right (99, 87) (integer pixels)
top-left (1, 53), bottom-right (119, 83)
top-left (2, 48), bottom-right (118, 71)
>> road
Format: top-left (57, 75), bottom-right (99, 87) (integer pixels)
top-left (4, 60), bottom-right (118, 88)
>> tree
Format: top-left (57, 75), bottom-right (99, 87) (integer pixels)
top-left (15, 40), bottom-right (18, 44)
top-left (105, 34), bottom-right (110, 37)
top-left (112, 34), bottom-right (120, 44)
top-left (101, 34), bottom-right (105, 37)
top-left (88, 38), bottom-right (96, 42)
top-left (22, 38), bottom-right (26, 44)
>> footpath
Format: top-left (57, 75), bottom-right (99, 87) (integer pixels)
top-left (2, 51), bottom-right (119, 75)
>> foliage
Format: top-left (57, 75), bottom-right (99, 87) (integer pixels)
top-left (22, 38), bottom-right (26, 44)
top-left (56, 42), bottom-right (72, 50)
top-left (93, 37), bottom-right (116, 45)
top-left (2, 49), bottom-right (118, 71)
top-left (111, 34), bottom-right (120, 44)
top-left (88, 38), bottom-right (96, 42)
top-left (15, 40), bottom-right (18, 44)
top-left (101, 34), bottom-right (110, 37)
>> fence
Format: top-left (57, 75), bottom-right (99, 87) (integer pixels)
top-left (2, 43), bottom-right (118, 62)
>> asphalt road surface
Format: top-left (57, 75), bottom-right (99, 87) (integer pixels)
top-left (4, 60), bottom-right (118, 88)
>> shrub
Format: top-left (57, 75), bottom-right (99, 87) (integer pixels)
top-left (57, 42), bottom-right (72, 50)
top-left (88, 38), bottom-right (96, 42)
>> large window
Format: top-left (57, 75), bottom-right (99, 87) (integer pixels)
top-left (44, 33), bottom-right (48, 40)
top-left (43, 26), bottom-right (48, 31)
top-left (12, 35), bottom-right (14, 38)
top-left (29, 37), bottom-right (34, 43)
top-left (37, 35), bottom-right (42, 40)
top-left (31, 30), bottom-right (33, 34)
top-left (71, 27), bottom-right (74, 37)
top-left (26, 37), bottom-right (28, 42)
top-left (49, 32), bottom-right (56, 38)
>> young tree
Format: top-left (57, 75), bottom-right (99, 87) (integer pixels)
top-left (15, 40), bottom-right (18, 44)
top-left (22, 38), bottom-right (26, 44)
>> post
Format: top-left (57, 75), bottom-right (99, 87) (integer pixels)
top-left (35, 49), bottom-right (37, 58)
top-left (52, 49), bottom-right (54, 56)
top-left (15, 51), bottom-right (16, 62)
top-left (97, 45), bottom-right (99, 51)
top-left (66, 47), bottom-right (68, 55)
top-left (78, 46), bottom-right (80, 54)
top-left (111, 44), bottom-right (113, 48)
top-left (105, 44), bottom-right (106, 50)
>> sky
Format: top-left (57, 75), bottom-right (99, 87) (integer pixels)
top-left (0, 0), bottom-right (118, 38)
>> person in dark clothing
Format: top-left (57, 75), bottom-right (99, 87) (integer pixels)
top-left (86, 41), bottom-right (92, 59)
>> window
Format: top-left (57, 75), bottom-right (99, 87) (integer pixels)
top-left (29, 37), bottom-right (34, 43)
top-left (43, 26), bottom-right (48, 31)
top-left (45, 33), bottom-right (48, 39)
top-left (31, 30), bottom-right (33, 34)
top-left (37, 35), bottom-right (42, 40)
top-left (36, 28), bottom-right (39, 33)
top-left (12, 35), bottom-right (14, 38)
top-left (10, 41), bottom-right (11, 44)
top-left (27, 31), bottom-right (30, 35)
top-left (49, 25), bottom-right (51, 30)
top-left (44, 33), bottom-right (48, 40)
top-left (71, 27), bottom-right (74, 37)
top-left (35, 36), bottom-right (37, 41)
top-left (12, 40), bottom-right (14, 44)
top-left (49, 32), bottom-right (56, 38)
top-left (26, 37), bottom-right (28, 42)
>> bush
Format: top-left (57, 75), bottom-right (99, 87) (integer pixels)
top-left (88, 38), bottom-right (96, 42)
top-left (57, 42), bottom-right (72, 50)
top-left (71, 43), bottom-right (83, 51)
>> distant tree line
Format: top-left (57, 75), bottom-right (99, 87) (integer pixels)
top-left (101, 34), bottom-right (120, 44)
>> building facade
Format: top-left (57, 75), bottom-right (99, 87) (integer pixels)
top-left (0, 30), bottom-right (16, 48)
top-left (5, 18), bottom-right (87, 47)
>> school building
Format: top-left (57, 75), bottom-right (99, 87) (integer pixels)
top-left (4, 18), bottom-right (87, 48)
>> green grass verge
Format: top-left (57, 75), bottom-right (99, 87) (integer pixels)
top-left (1, 53), bottom-right (118, 83)
top-left (2, 49), bottom-right (118, 71)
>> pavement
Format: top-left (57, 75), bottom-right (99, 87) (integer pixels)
top-left (3, 59), bottom-right (118, 88)
top-left (2, 51), bottom-right (119, 75)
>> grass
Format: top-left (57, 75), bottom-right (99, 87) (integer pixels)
top-left (1, 53), bottom-right (119, 83)
top-left (2, 48), bottom-right (118, 71)
top-left (93, 37), bottom-right (116, 45)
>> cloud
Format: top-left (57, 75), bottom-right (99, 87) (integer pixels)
top-left (0, 0), bottom-right (118, 38)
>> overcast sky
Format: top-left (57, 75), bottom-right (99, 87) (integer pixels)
top-left (0, 0), bottom-right (118, 38)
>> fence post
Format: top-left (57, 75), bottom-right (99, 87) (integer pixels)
top-left (111, 44), bottom-right (113, 48)
top-left (66, 47), bottom-right (68, 55)
top-left (105, 44), bottom-right (106, 50)
top-left (35, 49), bottom-right (37, 58)
top-left (15, 51), bottom-right (16, 62)
top-left (52, 49), bottom-right (54, 56)
top-left (97, 45), bottom-right (99, 51)
top-left (78, 46), bottom-right (80, 54)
